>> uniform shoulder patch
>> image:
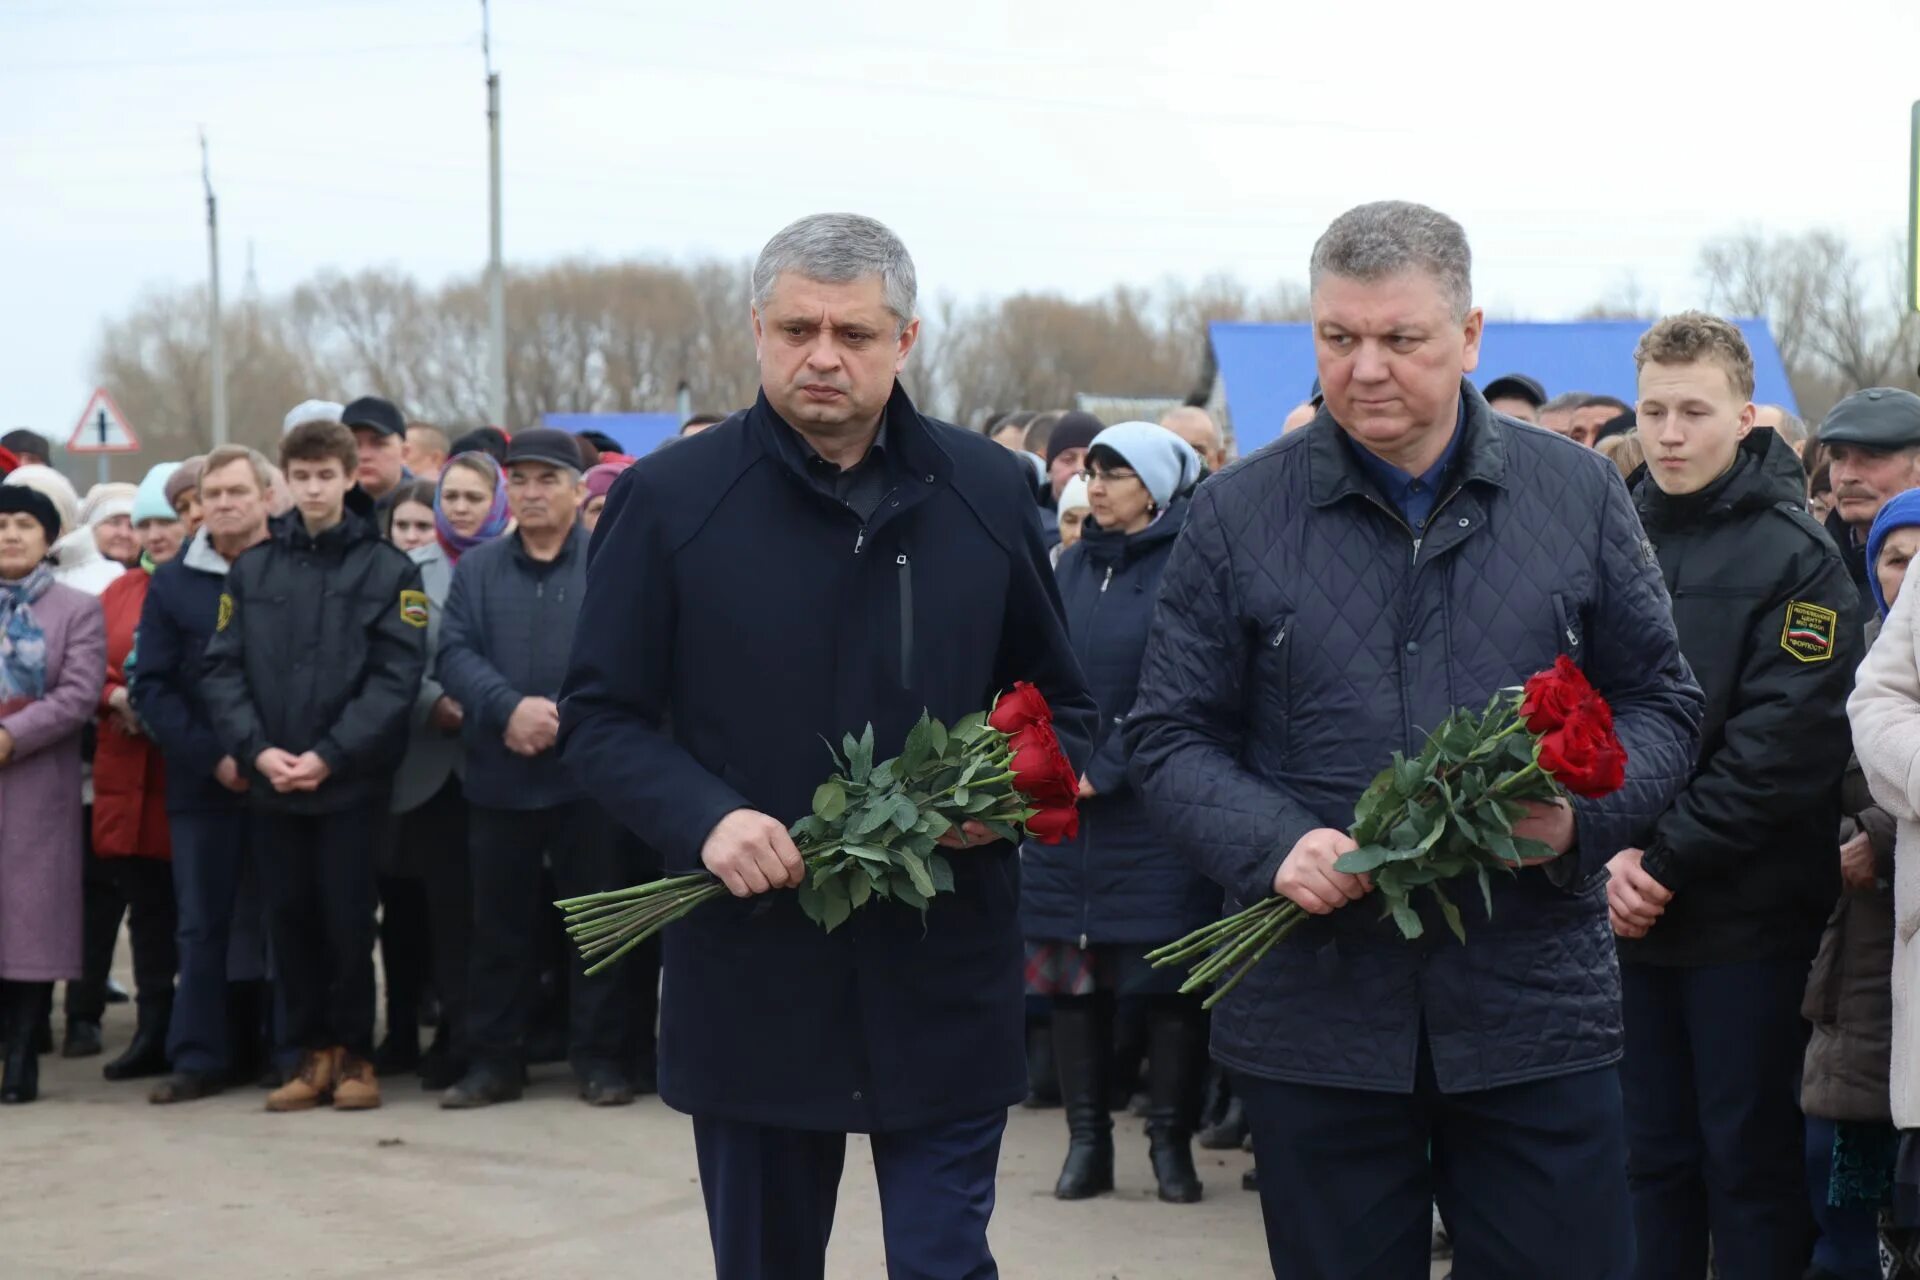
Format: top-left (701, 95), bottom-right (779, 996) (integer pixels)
top-left (1781, 600), bottom-right (1838, 663)
top-left (398, 589), bottom-right (429, 629)
top-left (216, 593), bottom-right (234, 632)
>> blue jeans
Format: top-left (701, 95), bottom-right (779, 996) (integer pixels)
top-left (692, 1109), bottom-right (1006, 1280)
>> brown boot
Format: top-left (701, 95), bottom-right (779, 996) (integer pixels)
top-left (332, 1053), bottom-right (381, 1111)
top-left (266, 1048), bottom-right (339, 1113)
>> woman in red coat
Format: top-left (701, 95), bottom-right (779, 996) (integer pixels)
top-left (91, 465), bottom-right (186, 1082)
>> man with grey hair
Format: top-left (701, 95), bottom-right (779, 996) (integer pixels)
top-left (1538, 390), bottom-right (1588, 440)
top-left (1752, 402), bottom-right (1807, 447)
top-left (1160, 405), bottom-right (1228, 473)
top-left (560, 212), bottom-right (1095, 1279)
top-left (1128, 199), bottom-right (1703, 1277)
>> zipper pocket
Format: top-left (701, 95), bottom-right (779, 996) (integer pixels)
top-left (897, 552), bottom-right (914, 687)
top-left (1551, 593), bottom-right (1583, 663)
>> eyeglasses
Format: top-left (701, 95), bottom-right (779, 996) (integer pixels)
top-left (1081, 467), bottom-right (1140, 487)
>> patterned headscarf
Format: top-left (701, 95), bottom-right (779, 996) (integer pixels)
top-left (434, 452), bottom-right (511, 564)
top-left (0, 562), bottom-right (55, 704)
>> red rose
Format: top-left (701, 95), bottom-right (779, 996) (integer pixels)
top-left (1536, 699), bottom-right (1628, 800)
top-left (1025, 804), bottom-right (1080, 845)
top-left (1520, 656), bottom-right (1598, 735)
top-left (989, 681), bottom-right (1053, 735)
top-left (1010, 724), bottom-right (1078, 806)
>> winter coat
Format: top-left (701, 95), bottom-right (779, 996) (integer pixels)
top-left (1020, 501), bottom-right (1221, 944)
top-left (51, 527), bottom-right (124, 597)
top-left (132, 530), bottom-right (251, 814)
top-left (92, 566), bottom-right (170, 858)
top-left (0, 583), bottom-right (106, 981)
top-left (560, 384), bottom-right (1096, 1133)
top-left (390, 541), bottom-right (462, 815)
top-left (1126, 385), bottom-right (1705, 1094)
top-left (1622, 429), bottom-right (1860, 966)
top-left (1845, 581), bottom-right (1920, 1127)
top-left (437, 523), bottom-right (589, 812)
top-left (203, 491), bottom-right (427, 814)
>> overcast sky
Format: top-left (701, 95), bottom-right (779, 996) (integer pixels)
top-left (6, 0), bottom-right (1918, 446)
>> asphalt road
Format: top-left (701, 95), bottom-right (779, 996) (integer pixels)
top-left (0, 996), bottom-right (1297, 1279)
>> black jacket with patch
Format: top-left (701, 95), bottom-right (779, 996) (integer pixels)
top-left (203, 487), bottom-right (428, 814)
top-left (1626, 428), bottom-right (1861, 966)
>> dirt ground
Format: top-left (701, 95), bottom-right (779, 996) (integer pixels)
top-left (0, 993), bottom-right (1311, 1280)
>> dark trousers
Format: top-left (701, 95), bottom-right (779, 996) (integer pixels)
top-left (101, 858), bottom-right (177, 1005)
top-left (692, 1109), bottom-right (1006, 1280)
top-left (253, 807), bottom-right (379, 1060)
top-left (405, 781), bottom-right (469, 1063)
top-left (467, 801), bottom-right (631, 1077)
top-left (168, 809), bottom-right (256, 1075)
top-left (1237, 1049), bottom-right (1632, 1279)
top-left (376, 872), bottom-right (431, 1048)
top-left (65, 807), bottom-right (125, 1023)
top-left (613, 825), bottom-right (661, 1082)
top-left (1621, 958), bottom-right (1814, 1280)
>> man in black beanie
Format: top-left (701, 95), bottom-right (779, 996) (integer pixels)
top-left (1045, 412), bottom-right (1104, 507)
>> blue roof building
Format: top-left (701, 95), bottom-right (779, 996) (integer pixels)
top-left (1209, 318), bottom-right (1798, 456)
top-left (539, 411), bottom-right (682, 457)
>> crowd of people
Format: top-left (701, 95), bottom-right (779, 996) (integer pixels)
top-left (8, 200), bottom-right (1920, 1280)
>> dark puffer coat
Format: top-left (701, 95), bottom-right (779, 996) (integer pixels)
top-left (1127, 385), bottom-right (1705, 1094)
top-left (1021, 500), bottom-right (1220, 944)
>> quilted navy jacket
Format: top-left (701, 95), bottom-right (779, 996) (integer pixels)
top-left (1020, 500), bottom-right (1222, 945)
top-left (1127, 385), bottom-right (1705, 1094)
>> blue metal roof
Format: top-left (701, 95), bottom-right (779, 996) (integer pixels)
top-left (1210, 318), bottom-right (1798, 455)
top-left (540, 411), bottom-right (681, 457)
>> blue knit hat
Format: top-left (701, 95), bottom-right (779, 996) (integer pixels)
top-left (132, 463), bottom-right (181, 525)
top-left (1865, 488), bottom-right (1920, 617)
top-left (1086, 422), bottom-right (1201, 509)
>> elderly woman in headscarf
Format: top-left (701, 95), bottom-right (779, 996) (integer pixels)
top-left (1018, 422), bottom-right (1220, 1205)
top-left (377, 451), bottom-right (512, 1087)
top-left (4, 466), bottom-right (123, 596)
top-left (580, 460), bottom-right (632, 535)
top-left (0, 484), bottom-right (108, 1103)
top-left (165, 457), bottom-right (206, 534)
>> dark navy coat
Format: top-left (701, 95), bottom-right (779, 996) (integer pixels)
top-left (131, 531), bottom-right (245, 815)
top-left (1020, 501), bottom-right (1221, 945)
top-left (559, 384), bottom-right (1096, 1133)
top-left (1127, 384), bottom-right (1705, 1094)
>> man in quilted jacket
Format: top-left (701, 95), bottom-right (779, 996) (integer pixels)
top-left (1128, 200), bottom-right (1704, 1279)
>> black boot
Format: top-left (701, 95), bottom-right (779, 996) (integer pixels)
top-left (103, 997), bottom-right (173, 1081)
top-left (1144, 1000), bottom-right (1208, 1203)
top-left (1051, 997), bottom-right (1114, 1200)
top-left (224, 980), bottom-right (268, 1088)
top-left (2, 982), bottom-right (48, 1104)
top-left (1023, 1017), bottom-right (1061, 1109)
top-left (62, 1018), bottom-right (103, 1058)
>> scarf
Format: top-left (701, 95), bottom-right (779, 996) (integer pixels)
top-left (434, 453), bottom-right (511, 565)
top-left (0, 562), bottom-right (56, 703)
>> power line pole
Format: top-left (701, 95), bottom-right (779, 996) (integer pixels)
top-left (202, 129), bottom-right (228, 449)
top-left (483, 0), bottom-right (507, 428)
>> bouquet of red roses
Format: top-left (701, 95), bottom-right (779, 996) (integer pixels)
top-left (1148, 658), bottom-right (1627, 1008)
top-left (557, 683), bottom-right (1079, 975)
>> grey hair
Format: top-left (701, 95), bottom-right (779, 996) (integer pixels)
top-left (1759, 404), bottom-right (1809, 445)
top-left (1309, 200), bottom-right (1473, 321)
top-left (1539, 391), bottom-right (1591, 416)
top-left (201, 443), bottom-right (277, 495)
top-left (752, 213), bottom-right (918, 330)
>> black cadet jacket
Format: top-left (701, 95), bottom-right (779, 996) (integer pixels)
top-left (203, 488), bottom-right (428, 814)
top-left (1626, 428), bottom-right (1861, 965)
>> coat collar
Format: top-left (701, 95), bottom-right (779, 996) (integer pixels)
top-left (749, 381), bottom-right (953, 492)
top-left (1307, 379), bottom-right (1508, 512)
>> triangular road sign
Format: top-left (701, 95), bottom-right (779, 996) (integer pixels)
top-left (67, 388), bottom-right (141, 454)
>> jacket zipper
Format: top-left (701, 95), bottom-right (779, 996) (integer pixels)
top-left (1079, 560), bottom-right (1118, 948)
top-left (896, 552), bottom-right (913, 686)
top-left (1099, 565), bottom-right (1115, 594)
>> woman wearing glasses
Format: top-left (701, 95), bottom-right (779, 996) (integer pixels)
top-left (1020, 421), bottom-right (1218, 1204)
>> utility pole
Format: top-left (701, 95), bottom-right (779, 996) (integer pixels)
top-left (202, 130), bottom-right (228, 448)
top-left (483, 0), bottom-right (507, 428)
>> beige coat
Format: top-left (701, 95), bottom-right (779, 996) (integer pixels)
top-left (1850, 581), bottom-right (1920, 1127)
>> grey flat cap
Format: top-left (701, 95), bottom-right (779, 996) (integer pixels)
top-left (1818, 387), bottom-right (1920, 450)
